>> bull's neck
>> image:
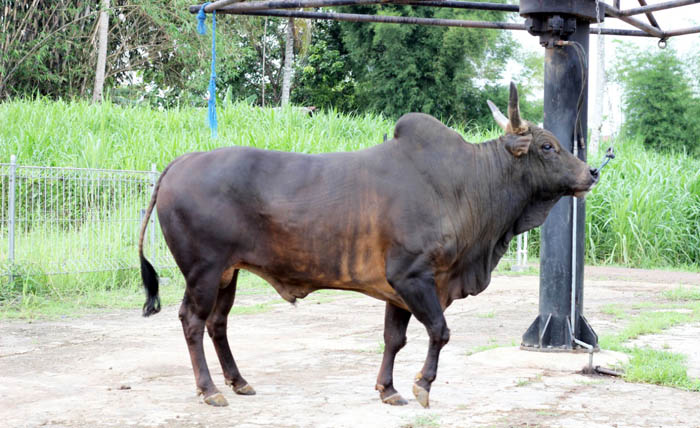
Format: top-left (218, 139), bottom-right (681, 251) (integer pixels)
top-left (454, 137), bottom-right (531, 242)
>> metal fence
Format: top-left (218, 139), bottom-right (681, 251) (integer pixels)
top-left (0, 156), bottom-right (174, 282)
top-left (1, 156), bottom-right (527, 285)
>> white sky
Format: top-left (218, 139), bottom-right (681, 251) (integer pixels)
top-left (506, 1), bottom-right (700, 137)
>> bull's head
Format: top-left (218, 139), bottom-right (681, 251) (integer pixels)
top-left (487, 82), bottom-right (598, 199)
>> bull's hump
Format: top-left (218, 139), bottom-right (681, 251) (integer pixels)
top-left (393, 113), bottom-right (467, 150)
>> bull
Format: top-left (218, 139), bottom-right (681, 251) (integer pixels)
top-left (138, 83), bottom-right (598, 408)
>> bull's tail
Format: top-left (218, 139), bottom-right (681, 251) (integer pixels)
top-left (139, 161), bottom-right (175, 317)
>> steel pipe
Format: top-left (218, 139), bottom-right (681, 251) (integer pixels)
top-left (619, 0), bottom-right (700, 16)
top-left (636, 0), bottom-right (661, 29)
top-left (664, 24), bottom-right (700, 36)
top-left (401, 1), bottom-right (518, 11)
top-left (209, 8), bottom-right (526, 30)
top-left (196, 7), bottom-right (662, 37)
top-left (190, 0), bottom-right (391, 14)
top-left (604, 4), bottom-right (664, 37)
top-left (190, 0), bottom-right (520, 13)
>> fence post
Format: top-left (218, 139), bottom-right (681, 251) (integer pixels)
top-left (150, 163), bottom-right (157, 270)
top-left (8, 155), bottom-right (17, 282)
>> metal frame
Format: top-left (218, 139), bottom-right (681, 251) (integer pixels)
top-left (185, 0), bottom-right (700, 352)
top-left (189, 0), bottom-right (700, 40)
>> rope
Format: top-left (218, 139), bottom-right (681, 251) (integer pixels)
top-left (197, 3), bottom-right (218, 138)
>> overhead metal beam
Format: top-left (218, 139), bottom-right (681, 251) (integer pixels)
top-left (664, 24), bottom-right (700, 36)
top-left (190, 0), bottom-right (391, 14)
top-left (604, 3), bottom-right (664, 37)
top-left (618, 0), bottom-right (700, 16)
top-left (401, 1), bottom-right (519, 11)
top-left (636, 0), bottom-right (661, 30)
top-left (209, 8), bottom-right (526, 30)
top-left (195, 6), bottom-right (659, 37)
top-left (190, 0), bottom-right (520, 13)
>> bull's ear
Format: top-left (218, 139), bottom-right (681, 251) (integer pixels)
top-left (507, 82), bottom-right (529, 134)
top-left (487, 99), bottom-right (508, 132)
top-left (505, 134), bottom-right (532, 157)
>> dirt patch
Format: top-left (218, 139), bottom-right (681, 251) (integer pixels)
top-left (1, 271), bottom-right (699, 428)
top-left (586, 266), bottom-right (700, 286)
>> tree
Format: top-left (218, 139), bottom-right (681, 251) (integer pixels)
top-left (93, 0), bottom-right (110, 103)
top-left (281, 18), bottom-right (295, 106)
top-left (337, 5), bottom-right (518, 125)
top-left (292, 20), bottom-right (355, 110)
top-left (614, 43), bottom-right (700, 156)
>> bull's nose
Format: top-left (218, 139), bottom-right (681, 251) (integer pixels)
top-left (590, 167), bottom-right (599, 182)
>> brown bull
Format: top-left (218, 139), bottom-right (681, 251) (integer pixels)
top-left (139, 83), bottom-right (598, 408)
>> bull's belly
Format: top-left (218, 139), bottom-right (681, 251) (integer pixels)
top-left (235, 262), bottom-right (406, 309)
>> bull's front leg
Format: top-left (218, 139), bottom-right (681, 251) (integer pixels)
top-left (387, 267), bottom-right (450, 408)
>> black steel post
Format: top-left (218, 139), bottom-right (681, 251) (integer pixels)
top-left (521, 18), bottom-right (598, 351)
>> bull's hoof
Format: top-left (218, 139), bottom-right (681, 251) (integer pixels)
top-left (412, 383), bottom-right (430, 408)
top-left (382, 392), bottom-right (408, 406)
top-left (203, 392), bottom-right (229, 407)
top-left (233, 383), bottom-right (256, 396)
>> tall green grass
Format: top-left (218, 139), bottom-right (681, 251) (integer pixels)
top-left (1, 98), bottom-right (699, 275)
top-left (586, 139), bottom-right (700, 267)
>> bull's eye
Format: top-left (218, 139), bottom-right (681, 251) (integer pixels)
top-left (542, 143), bottom-right (553, 152)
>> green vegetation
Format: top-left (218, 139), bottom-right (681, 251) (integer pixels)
top-left (466, 339), bottom-right (517, 356)
top-left (599, 302), bottom-right (700, 392)
top-left (2, 99), bottom-right (700, 315)
top-left (614, 44), bottom-right (700, 157)
top-left (663, 286), bottom-right (700, 302)
top-left (401, 414), bottom-right (440, 428)
top-left (585, 138), bottom-right (700, 267)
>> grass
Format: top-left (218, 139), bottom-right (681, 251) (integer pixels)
top-left (515, 374), bottom-right (543, 387)
top-left (401, 414), bottom-right (440, 428)
top-left (466, 339), bottom-right (517, 356)
top-left (2, 99), bottom-right (700, 314)
top-left (663, 286), bottom-right (700, 302)
top-left (599, 303), bottom-right (700, 392)
top-left (585, 138), bottom-right (700, 268)
top-left (600, 304), bottom-right (627, 320)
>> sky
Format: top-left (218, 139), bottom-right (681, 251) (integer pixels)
top-left (506, 1), bottom-right (700, 139)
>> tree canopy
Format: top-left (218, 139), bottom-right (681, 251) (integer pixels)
top-left (614, 43), bottom-right (700, 156)
top-left (2, 0), bottom-right (544, 127)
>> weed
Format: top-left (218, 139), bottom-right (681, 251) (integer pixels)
top-left (601, 304), bottom-right (627, 319)
top-left (663, 286), bottom-right (700, 302)
top-left (401, 414), bottom-right (440, 428)
top-left (477, 311), bottom-right (496, 319)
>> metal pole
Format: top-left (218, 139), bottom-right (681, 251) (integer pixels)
top-left (150, 163), bottom-right (157, 270)
top-left (522, 19), bottom-right (598, 351)
top-left (618, 0), bottom-right (700, 16)
top-left (204, 7), bottom-right (658, 37)
top-left (604, 4), bottom-right (664, 37)
top-left (205, 8), bottom-right (526, 30)
top-left (8, 155), bottom-right (16, 283)
top-left (190, 0), bottom-right (521, 13)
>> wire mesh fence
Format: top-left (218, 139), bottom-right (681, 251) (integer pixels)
top-left (0, 156), bottom-right (527, 292)
top-left (0, 156), bottom-right (174, 282)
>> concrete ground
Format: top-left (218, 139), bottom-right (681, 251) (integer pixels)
top-left (1, 268), bottom-right (699, 428)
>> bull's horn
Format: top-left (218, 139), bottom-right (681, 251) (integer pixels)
top-left (487, 99), bottom-right (508, 132)
top-left (508, 82), bottom-right (528, 134)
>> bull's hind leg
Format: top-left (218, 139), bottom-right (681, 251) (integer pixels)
top-left (376, 302), bottom-right (412, 405)
top-left (206, 268), bottom-right (256, 396)
top-left (179, 266), bottom-right (228, 406)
